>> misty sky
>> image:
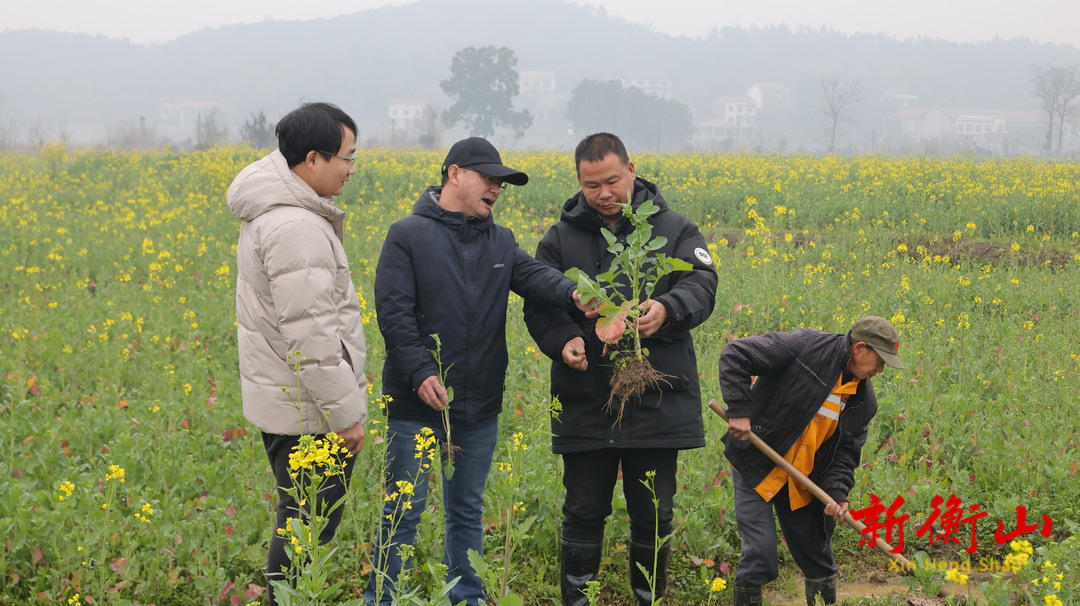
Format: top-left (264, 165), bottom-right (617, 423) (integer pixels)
top-left (2, 0), bottom-right (1079, 47)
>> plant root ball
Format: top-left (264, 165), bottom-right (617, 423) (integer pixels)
top-left (604, 357), bottom-right (671, 425)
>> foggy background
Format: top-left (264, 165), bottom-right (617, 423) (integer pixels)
top-left (3, 0), bottom-right (1080, 155)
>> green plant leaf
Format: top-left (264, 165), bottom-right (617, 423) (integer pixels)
top-left (596, 269), bottom-right (619, 283)
top-left (601, 229), bottom-right (617, 247)
top-left (445, 385), bottom-right (454, 403)
top-left (667, 257), bottom-right (693, 271)
top-left (466, 548), bottom-right (489, 578)
top-left (566, 267), bottom-right (606, 303)
top-left (596, 300), bottom-right (620, 314)
top-left (637, 200), bottom-right (660, 216)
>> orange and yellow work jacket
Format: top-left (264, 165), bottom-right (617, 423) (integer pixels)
top-left (754, 376), bottom-right (861, 509)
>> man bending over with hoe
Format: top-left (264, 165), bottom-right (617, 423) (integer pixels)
top-left (719, 316), bottom-right (904, 606)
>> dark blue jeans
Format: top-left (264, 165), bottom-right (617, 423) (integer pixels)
top-left (560, 448), bottom-right (679, 545)
top-left (263, 432), bottom-right (355, 605)
top-left (732, 469), bottom-right (837, 587)
top-left (365, 415), bottom-right (498, 606)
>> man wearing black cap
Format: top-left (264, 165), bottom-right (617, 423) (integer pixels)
top-left (719, 316), bottom-right (904, 606)
top-left (366, 137), bottom-right (594, 606)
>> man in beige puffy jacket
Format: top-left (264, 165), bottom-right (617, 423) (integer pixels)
top-left (227, 102), bottom-right (368, 603)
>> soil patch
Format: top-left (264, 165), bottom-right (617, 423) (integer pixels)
top-left (903, 237), bottom-right (1073, 270)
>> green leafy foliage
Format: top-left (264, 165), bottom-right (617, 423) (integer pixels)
top-left (3, 147), bottom-right (1080, 604)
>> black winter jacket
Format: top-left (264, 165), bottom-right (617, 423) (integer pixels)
top-left (523, 178), bottom-right (717, 453)
top-left (719, 329), bottom-right (878, 503)
top-left (376, 187), bottom-right (577, 425)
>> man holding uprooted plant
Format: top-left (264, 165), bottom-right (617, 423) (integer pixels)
top-left (523, 132), bottom-right (717, 605)
top-left (720, 316), bottom-right (904, 606)
top-left (367, 137), bottom-right (595, 606)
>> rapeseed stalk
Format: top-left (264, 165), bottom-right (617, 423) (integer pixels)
top-left (493, 418), bottom-right (543, 598)
top-left (271, 351), bottom-right (358, 605)
top-left (638, 469), bottom-right (673, 605)
top-left (368, 426), bottom-right (440, 604)
top-left (428, 333), bottom-right (459, 479)
top-left (272, 432), bottom-right (353, 605)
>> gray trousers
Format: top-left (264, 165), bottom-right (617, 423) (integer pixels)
top-left (732, 469), bottom-right (838, 587)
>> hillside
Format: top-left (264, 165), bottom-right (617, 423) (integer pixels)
top-left (2, 0), bottom-right (1078, 149)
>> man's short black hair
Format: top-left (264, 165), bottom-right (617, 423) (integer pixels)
top-left (574, 132), bottom-right (630, 174)
top-left (275, 102), bottom-right (358, 168)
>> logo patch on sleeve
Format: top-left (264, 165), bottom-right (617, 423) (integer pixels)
top-left (694, 247), bottom-right (713, 265)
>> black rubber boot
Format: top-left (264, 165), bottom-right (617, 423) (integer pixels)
top-left (733, 584), bottom-right (763, 606)
top-left (560, 537), bottom-right (603, 606)
top-left (628, 540), bottom-right (669, 605)
top-left (805, 573), bottom-right (838, 605)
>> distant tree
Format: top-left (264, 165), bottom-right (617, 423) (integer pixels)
top-left (566, 79), bottom-right (694, 151)
top-left (196, 109), bottom-right (229, 150)
top-left (26, 116), bottom-right (52, 148)
top-left (1031, 64), bottom-right (1080, 155)
top-left (105, 116), bottom-right (160, 150)
top-left (819, 75), bottom-right (863, 153)
top-left (239, 110), bottom-right (275, 149)
top-left (440, 46), bottom-right (532, 138)
top-left (417, 105), bottom-right (441, 150)
top-left (566, 80), bottom-right (624, 136)
top-left (0, 97), bottom-right (17, 150)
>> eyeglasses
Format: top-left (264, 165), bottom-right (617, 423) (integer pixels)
top-left (464, 167), bottom-right (507, 191)
top-left (320, 151), bottom-right (356, 165)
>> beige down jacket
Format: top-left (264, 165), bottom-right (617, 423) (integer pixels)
top-left (227, 150), bottom-right (368, 435)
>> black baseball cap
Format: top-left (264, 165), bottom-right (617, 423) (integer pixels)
top-left (441, 137), bottom-right (528, 186)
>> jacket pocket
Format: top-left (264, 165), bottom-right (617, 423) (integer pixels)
top-left (264, 334), bottom-right (288, 361)
top-left (640, 337), bottom-right (692, 393)
top-left (552, 362), bottom-right (598, 401)
top-left (238, 328), bottom-right (290, 386)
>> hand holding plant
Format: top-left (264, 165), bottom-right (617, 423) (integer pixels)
top-left (565, 198), bottom-right (693, 423)
top-left (428, 334), bottom-right (459, 479)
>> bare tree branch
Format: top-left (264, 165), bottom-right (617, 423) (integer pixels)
top-left (819, 75), bottom-right (863, 153)
top-left (1031, 64), bottom-right (1080, 155)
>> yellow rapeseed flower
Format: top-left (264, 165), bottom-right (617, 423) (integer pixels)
top-left (512, 432), bottom-right (528, 451)
top-left (1010, 539), bottom-right (1034, 555)
top-left (944, 568), bottom-right (968, 584)
top-left (105, 464), bottom-right (126, 483)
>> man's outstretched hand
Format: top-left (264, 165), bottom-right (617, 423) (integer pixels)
top-left (572, 290), bottom-right (600, 318)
